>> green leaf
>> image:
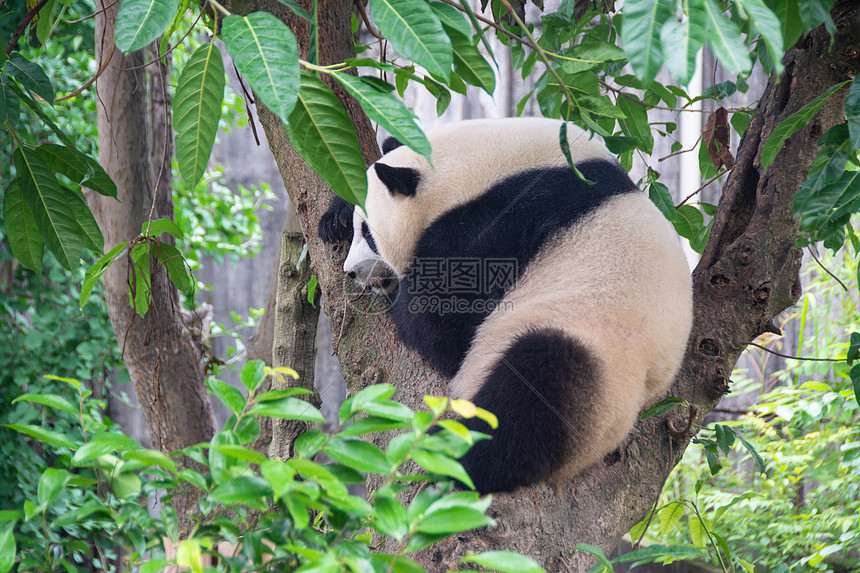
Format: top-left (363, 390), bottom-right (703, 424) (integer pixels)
top-left (340, 416), bottom-right (410, 436)
top-left (412, 449), bottom-right (474, 489)
top-left (845, 76), bottom-right (860, 151)
top-left (261, 459), bottom-right (296, 500)
top-left (372, 555), bottom-right (427, 573)
top-left (762, 82), bottom-right (848, 169)
top-left (765, 0), bottom-right (802, 48)
top-left (7, 56), bottom-right (55, 104)
top-left (207, 378), bottom-right (246, 414)
top-left (797, 0), bottom-right (835, 35)
top-left (284, 72), bottom-right (366, 205)
top-left (173, 41), bottom-right (225, 188)
top-left (461, 551), bottom-right (544, 573)
top-left (74, 431), bottom-right (138, 463)
top-left (129, 242), bottom-right (151, 316)
top-left (430, 2), bottom-right (471, 36)
top-left (178, 468), bottom-right (208, 490)
top-left (795, 169), bottom-right (860, 240)
top-left (369, 0), bottom-right (452, 78)
top-left (658, 502), bottom-right (686, 536)
top-left (648, 182), bottom-right (677, 221)
top-left (12, 393), bottom-right (76, 416)
top-left (13, 147), bottom-right (83, 270)
top-left (330, 72), bottom-right (431, 162)
top-left (325, 436), bottom-right (392, 473)
top-left (620, 0), bottom-right (672, 85)
top-left (850, 363), bottom-right (860, 405)
top-left (3, 423), bottom-right (76, 449)
top-left (702, 0), bottom-right (751, 75)
top-left (688, 516), bottom-right (708, 547)
top-left (561, 41), bottom-right (627, 75)
top-left (848, 332), bottom-right (860, 365)
top-left (80, 241), bottom-right (129, 308)
top-left (153, 242), bottom-right (192, 292)
top-left (617, 94), bottom-right (653, 153)
top-left (38, 468), bottom-right (70, 508)
top-left (213, 444), bottom-right (265, 464)
top-left (123, 449), bottom-right (177, 472)
top-left (447, 28), bottom-right (495, 95)
top-left (111, 472), bottom-right (141, 498)
top-left (737, 434), bottom-right (766, 473)
top-left (240, 360), bottom-right (266, 392)
top-left (660, 0), bottom-right (707, 84)
top-left (576, 544), bottom-right (613, 572)
top-left (65, 190), bottom-right (104, 253)
top-left (222, 12), bottom-right (299, 123)
top-left (80, 156), bottom-right (118, 197)
top-left (0, 524), bottom-right (15, 573)
top-left (673, 204), bottom-right (705, 241)
top-left (209, 475), bottom-right (271, 507)
top-left (114, 0), bottom-right (180, 53)
top-left (141, 219), bottom-right (182, 239)
top-left (37, 144), bottom-right (92, 186)
top-left (0, 84), bottom-right (20, 128)
top-left (417, 507), bottom-right (493, 534)
top-left (455, 0), bottom-right (496, 67)
top-left (274, 0), bottom-right (311, 19)
top-left (640, 396), bottom-right (686, 419)
top-left (248, 397), bottom-right (325, 422)
top-left (294, 428), bottom-right (327, 458)
top-left (714, 424), bottom-right (735, 455)
top-left (736, 0), bottom-right (784, 74)
top-left (3, 179), bottom-right (44, 272)
top-left (373, 495), bottom-right (409, 540)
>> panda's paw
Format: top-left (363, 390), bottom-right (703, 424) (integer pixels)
top-left (318, 195), bottom-right (355, 243)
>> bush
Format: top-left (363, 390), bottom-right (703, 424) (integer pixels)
top-left (0, 361), bottom-right (543, 573)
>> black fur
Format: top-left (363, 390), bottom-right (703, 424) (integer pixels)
top-left (319, 195), bottom-right (355, 243)
top-left (391, 159), bottom-right (637, 377)
top-left (375, 163), bottom-right (421, 196)
top-left (458, 328), bottom-right (599, 493)
top-left (361, 222), bottom-right (379, 254)
top-left (382, 137), bottom-right (404, 154)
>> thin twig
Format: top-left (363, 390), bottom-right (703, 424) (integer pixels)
top-left (746, 341), bottom-right (840, 362)
top-left (6, 0), bottom-right (51, 57)
top-left (354, 0), bottom-right (385, 41)
top-left (55, 41), bottom-right (114, 101)
top-left (65, 0), bottom-right (119, 23)
top-left (677, 170), bottom-right (728, 206)
top-left (806, 246), bottom-right (849, 292)
top-left (658, 136), bottom-right (702, 162)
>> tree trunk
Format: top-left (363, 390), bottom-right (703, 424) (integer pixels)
top-left (91, 0), bottom-right (215, 524)
top-left (250, 0), bottom-right (860, 569)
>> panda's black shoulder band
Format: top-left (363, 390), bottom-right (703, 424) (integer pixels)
top-left (318, 195), bottom-right (355, 243)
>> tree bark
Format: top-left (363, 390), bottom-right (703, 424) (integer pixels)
top-left (267, 231), bottom-right (321, 459)
top-left (91, 0), bottom-right (215, 524)
top-left (250, 0), bottom-right (860, 569)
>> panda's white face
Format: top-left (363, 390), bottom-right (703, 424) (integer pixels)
top-left (343, 207), bottom-right (398, 294)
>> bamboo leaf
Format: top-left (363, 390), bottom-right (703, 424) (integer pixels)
top-left (222, 12), bottom-right (299, 123)
top-left (173, 41), bottom-right (225, 188)
top-left (330, 72), bottom-right (430, 162)
top-left (369, 0), bottom-right (452, 78)
top-left (3, 179), bottom-right (44, 272)
top-left (115, 0), bottom-right (180, 53)
top-left (284, 72), bottom-right (366, 205)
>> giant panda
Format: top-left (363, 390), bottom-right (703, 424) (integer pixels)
top-left (319, 117), bottom-right (693, 494)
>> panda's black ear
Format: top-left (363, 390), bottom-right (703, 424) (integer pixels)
top-left (318, 195), bottom-right (355, 243)
top-left (381, 137), bottom-right (404, 154)
top-left (374, 163), bottom-right (420, 197)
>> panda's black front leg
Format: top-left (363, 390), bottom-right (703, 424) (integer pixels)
top-left (318, 195), bottom-right (355, 243)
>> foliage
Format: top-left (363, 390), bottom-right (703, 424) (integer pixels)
top-left (627, 240), bottom-right (860, 572)
top-left (0, 362), bottom-right (542, 573)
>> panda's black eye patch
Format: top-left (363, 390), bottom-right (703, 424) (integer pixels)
top-left (362, 222), bottom-right (379, 254)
